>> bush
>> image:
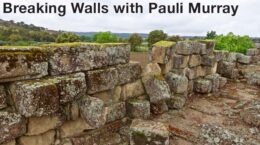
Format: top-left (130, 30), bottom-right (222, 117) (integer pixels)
top-left (128, 33), bottom-right (143, 51)
top-left (214, 33), bottom-right (255, 54)
top-left (56, 32), bottom-right (80, 43)
top-left (147, 30), bottom-right (167, 47)
top-left (93, 32), bottom-right (118, 43)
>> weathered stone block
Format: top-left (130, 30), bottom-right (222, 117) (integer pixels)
top-left (199, 40), bottom-right (215, 55)
top-left (127, 99), bottom-right (150, 119)
top-left (240, 101), bottom-right (260, 127)
top-left (93, 86), bottom-right (121, 105)
top-left (10, 80), bottom-right (59, 117)
top-left (167, 94), bottom-right (187, 109)
top-left (205, 74), bottom-right (220, 93)
top-left (105, 102), bottom-right (126, 123)
top-left (225, 52), bottom-right (238, 62)
top-left (142, 63), bottom-right (161, 76)
top-left (194, 66), bottom-right (207, 78)
top-left (219, 77), bottom-right (227, 88)
top-left (0, 86), bottom-right (7, 109)
top-left (189, 55), bottom-right (201, 67)
top-left (217, 61), bottom-right (239, 79)
top-left (159, 59), bottom-right (173, 75)
top-left (86, 67), bottom-right (118, 94)
top-left (121, 80), bottom-right (145, 101)
top-left (59, 118), bottom-right (94, 138)
top-left (150, 101), bottom-right (169, 115)
top-left (142, 76), bottom-right (171, 103)
top-left (78, 96), bottom-right (106, 128)
top-left (151, 41), bottom-right (175, 64)
top-left (204, 63), bottom-right (218, 75)
top-left (175, 41), bottom-right (193, 55)
top-left (26, 115), bottom-right (64, 136)
top-left (214, 50), bottom-right (229, 62)
top-left (48, 44), bottom-right (130, 75)
top-left (0, 47), bottom-right (48, 82)
top-left (117, 62), bottom-right (142, 85)
top-left (247, 48), bottom-right (259, 56)
top-left (130, 119), bottom-right (169, 145)
top-left (18, 130), bottom-right (55, 145)
top-left (2, 140), bottom-right (16, 145)
top-left (194, 79), bottom-right (212, 93)
top-left (192, 42), bottom-right (206, 54)
top-left (245, 72), bottom-right (260, 86)
top-left (202, 56), bottom-right (216, 67)
top-left (0, 111), bottom-right (26, 144)
top-left (165, 72), bottom-right (188, 94)
top-left (237, 54), bottom-right (251, 64)
top-left (51, 73), bottom-right (87, 104)
top-left (172, 54), bottom-right (189, 69)
top-left (188, 80), bottom-right (194, 93)
top-left (185, 68), bottom-right (196, 80)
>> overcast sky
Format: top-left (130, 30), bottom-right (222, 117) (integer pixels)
top-left (0, 0), bottom-right (259, 36)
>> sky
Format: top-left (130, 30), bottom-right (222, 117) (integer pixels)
top-left (0, 0), bottom-right (259, 37)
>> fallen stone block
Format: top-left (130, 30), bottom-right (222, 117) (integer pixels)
top-left (240, 101), bottom-right (260, 127)
top-left (151, 41), bottom-right (175, 64)
top-left (245, 72), bottom-right (260, 86)
top-left (0, 111), bottom-right (26, 144)
top-left (194, 79), bottom-right (212, 93)
top-left (0, 47), bottom-right (48, 83)
top-left (126, 99), bottom-right (150, 119)
top-left (117, 62), bottom-right (142, 85)
top-left (189, 55), bottom-right (201, 67)
top-left (48, 43), bottom-right (130, 75)
top-left (175, 41), bottom-right (193, 55)
top-left (246, 48), bottom-right (259, 56)
top-left (165, 72), bottom-right (188, 94)
top-left (105, 102), bottom-right (126, 123)
top-left (150, 101), bottom-right (169, 115)
top-left (130, 119), bottom-right (170, 145)
top-left (121, 80), bottom-right (145, 101)
top-left (142, 63), bottom-right (161, 76)
top-left (9, 80), bottom-right (60, 117)
top-left (167, 94), bottom-right (187, 109)
top-left (86, 67), bottom-right (118, 94)
top-left (78, 96), bottom-right (106, 128)
top-left (201, 56), bottom-right (216, 67)
top-left (142, 75), bottom-right (171, 103)
top-left (237, 53), bottom-right (251, 64)
top-left (205, 74), bottom-right (221, 93)
top-left (50, 73), bottom-right (87, 104)
top-left (217, 61), bottom-right (239, 79)
top-left (59, 118), bottom-right (94, 138)
top-left (0, 86), bottom-right (7, 110)
top-left (92, 86), bottom-right (121, 105)
top-left (18, 130), bottom-right (55, 145)
top-left (172, 54), bottom-right (189, 69)
top-left (26, 115), bottom-right (64, 136)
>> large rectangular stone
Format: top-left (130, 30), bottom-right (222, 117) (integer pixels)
top-left (0, 47), bottom-right (48, 82)
top-left (0, 86), bottom-right (7, 109)
top-left (105, 102), bottom-right (126, 123)
top-left (151, 41), bottom-right (175, 64)
top-left (0, 111), bottom-right (26, 144)
top-left (217, 61), bottom-right (239, 79)
top-left (117, 62), bottom-right (142, 85)
top-left (9, 80), bottom-right (60, 117)
top-left (175, 41), bottom-right (193, 55)
top-left (199, 40), bottom-right (215, 55)
top-left (165, 73), bottom-right (188, 94)
top-left (189, 55), bottom-right (201, 67)
top-left (172, 55), bottom-right (189, 69)
top-left (92, 86), bottom-right (121, 105)
top-left (18, 130), bottom-right (55, 145)
top-left (49, 73), bottom-right (87, 104)
top-left (120, 80), bottom-right (145, 101)
top-left (48, 43), bottom-right (130, 75)
top-left (86, 67), bottom-right (118, 94)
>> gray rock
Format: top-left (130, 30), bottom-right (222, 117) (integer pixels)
top-left (245, 72), bottom-right (260, 86)
top-left (246, 48), bottom-right (259, 56)
top-left (201, 56), bottom-right (216, 67)
top-left (175, 41), bottom-right (193, 55)
top-left (217, 61), bottom-right (239, 79)
top-left (237, 54), bottom-right (252, 64)
top-left (0, 86), bottom-right (7, 110)
top-left (105, 102), bottom-right (126, 123)
top-left (150, 101), bottom-right (169, 115)
top-left (165, 72), bottom-right (188, 94)
top-left (167, 94), bottom-right (187, 109)
top-left (194, 79), bottom-right (212, 93)
top-left (240, 101), bottom-right (260, 127)
top-left (127, 99), bottom-right (150, 119)
top-left (172, 54), bottom-right (189, 69)
top-left (117, 62), bottom-right (142, 85)
top-left (189, 55), bottom-right (201, 67)
top-left (205, 74), bottom-right (221, 93)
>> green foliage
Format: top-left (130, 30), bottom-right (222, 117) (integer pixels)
top-left (147, 30), bottom-right (167, 47)
top-left (131, 43), bottom-right (149, 52)
top-left (166, 35), bottom-right (183, 42)
top-left (93, 32), bottom-right (118, 43)
top-left (206, 31), bottom-right (217, 39)
top-left (214, 32), bottom-right (255, 54)
top-left (153, 41), bottom-right (175, 47)
top-left (0, 19), bottom-right (59, 45)
top-left (128, 33), bottom-right (143, 51)
top-left (56, 32), bottom-right (80, 43)
top-left (80, 35), bottom-right (92, 42)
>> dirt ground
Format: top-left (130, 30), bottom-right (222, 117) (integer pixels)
top-left (130, 52), bottom-right (260, 145)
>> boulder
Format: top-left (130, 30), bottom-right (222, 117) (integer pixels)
top-left (217, 61), bottom-right (239, 79)
top-left (130, 119), bottom-right (169, 145)
top-left (205, 74), bottom-right (220, 93)
top-left (117, 62), bottom-right (142, 85)
top-left (167, 94), bottom-right (187, 109)
top-left (194, 79), bottom-right (212, 93)
top-left (245, 72), bottom-right (260, 86)
top-left (9, 80), bottom-right (59, 117)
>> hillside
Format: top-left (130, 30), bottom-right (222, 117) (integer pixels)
top-left (0, 19), bottom-right (60, 45)
top-left (76, 32), bottom-right (149, 39)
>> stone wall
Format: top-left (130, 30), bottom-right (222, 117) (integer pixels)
top-left (0, 41), bottom-right (259, 145)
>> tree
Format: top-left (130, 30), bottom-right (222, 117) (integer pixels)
top-left (166, 35), bottom-right (183, 42)
top-left (206, 31), bottom-right (217, 39)
top-left (80, 35), bottom-right (92, 42)
top-left (147, 30), bottom-right (167, 47)
top-left (128, 33), bottom-right (143, 50)
top-left (56, 32), bottom-right (80, 43)
top-left (93, 32), bottom-right (118, 43)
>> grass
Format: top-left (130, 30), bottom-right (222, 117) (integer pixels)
top-left (153, 41), bottom-right (176, 47)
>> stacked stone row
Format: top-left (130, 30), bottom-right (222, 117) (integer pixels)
top-left (216, 48), bottom-right (260, 85)
top-left (0, 44), bottom-right (148, 145)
